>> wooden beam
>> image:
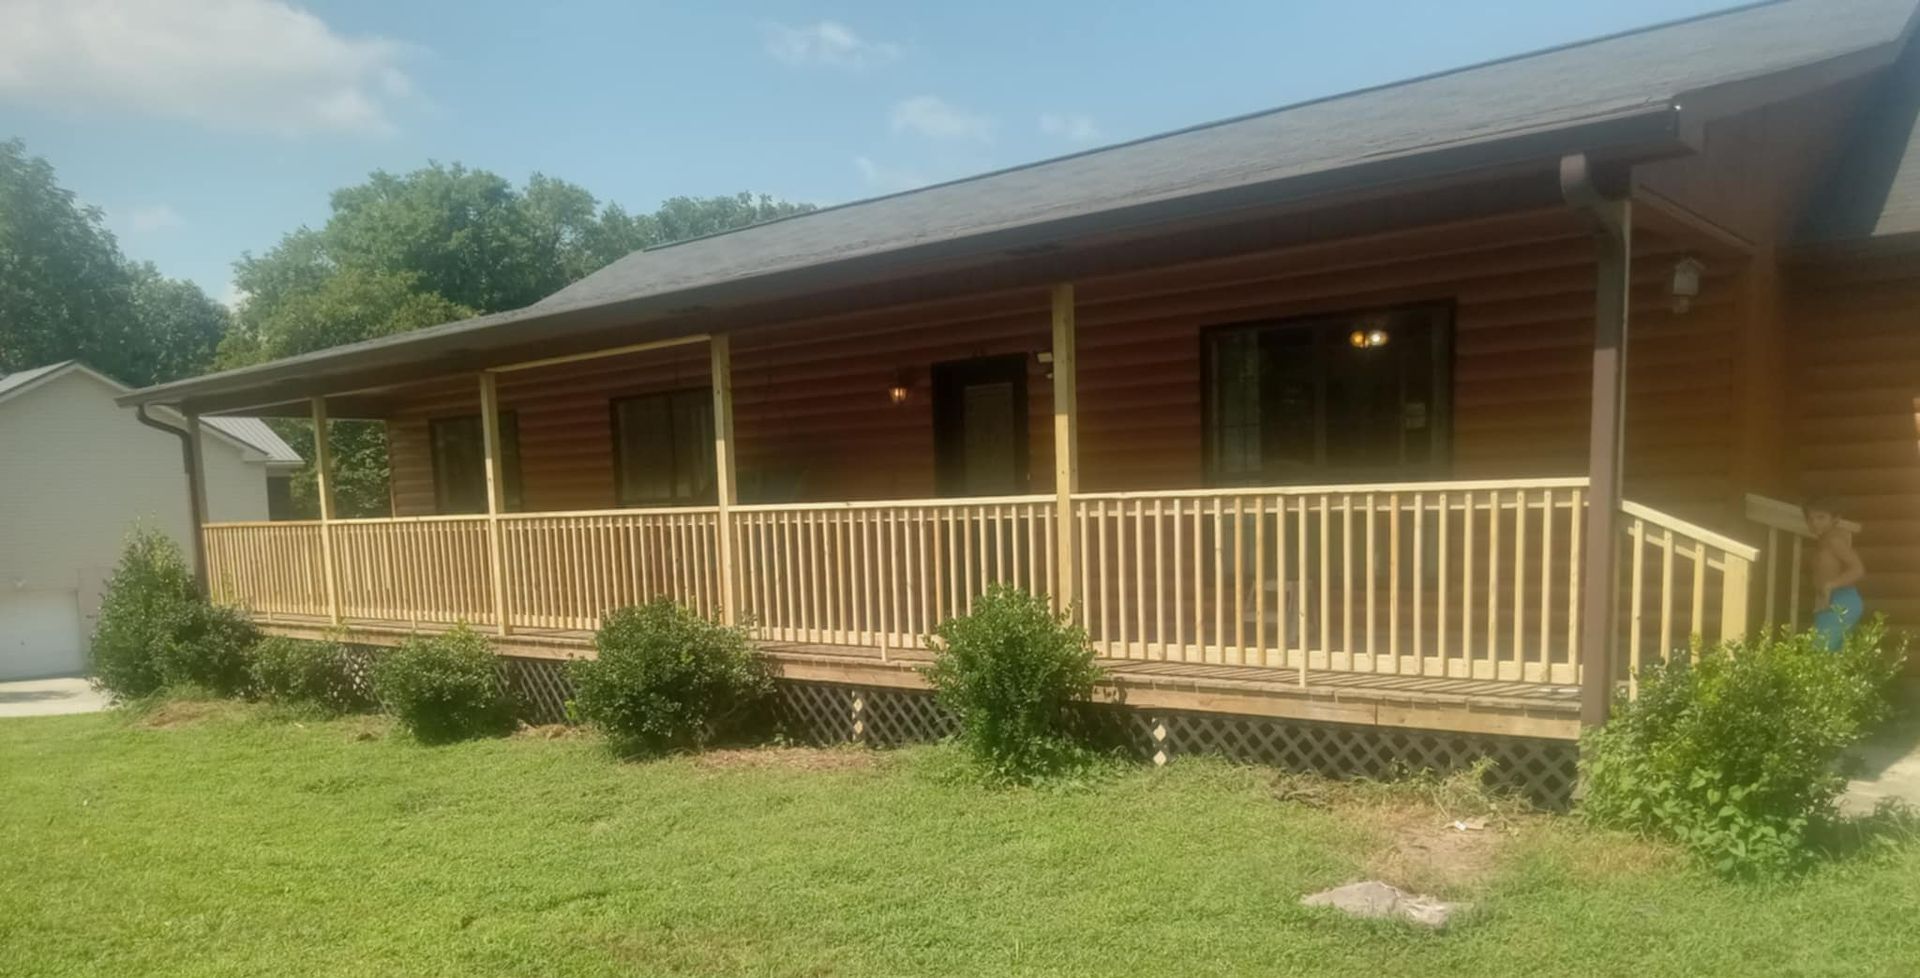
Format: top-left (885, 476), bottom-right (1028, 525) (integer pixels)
top-left (710, 334), bottom-right (740, 625)
top-left (478, 373), bottom-right (512, 636)
top-left (486, 334), bottom-right (710, 374)
top-left (182, 412), bottom-right (211, 595)
top-left (1051, 283), bottom-right (1079, 613)
top-left (310, 397), bottom-right (342, 625)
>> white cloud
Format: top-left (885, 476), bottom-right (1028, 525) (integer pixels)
top-left (0, 0), bottom-right (419, 137)
top-left (890, 96), bottom-right (994, 142)
top-left (221, 281), bottom-right (249, 311)
top-left (762, 20), bottom-right (901, 70)
top-left (1039, 112), bottom-right (1101, 143)
top-left (853, 156), bottom-right (931, 194)
top-left (125, 204), bottom-right (185, 233)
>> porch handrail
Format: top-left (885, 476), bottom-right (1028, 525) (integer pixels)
top-left (1071, 475), bottom-right (1589, 503)
top-left (1741, 492), bottom-right (1854, 631)
top-left (732, 493), bottom-right (1050, 513)
top-left (1744, 492), bottom-right (1860, 538)
top-left (1620, 500), bottom-right (1759, 562)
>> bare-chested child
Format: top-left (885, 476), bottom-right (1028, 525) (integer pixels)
top-left (1805, 497), bottom-right (1866, 650)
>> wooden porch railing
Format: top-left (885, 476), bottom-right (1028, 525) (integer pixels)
top-left (331, 516), bottom-right (493, 627)
top-left (1617, 501), bottom-right (1758, 695)
top-left (1069, 479), bottom-right (1590, 682)
top-left (201, 478), bottom-right (1764, 693)
top-left (1743, 493), bottom-right (1858, 633)
top-left (732, 496), bottom-right (1053, 651)
top-left (500, 509), bottom-right (721, 631)
top-left (203, 520), bottom-right (329, 618)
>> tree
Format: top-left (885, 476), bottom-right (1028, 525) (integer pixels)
top-left (229, 161), bottom-right (812, 516)
top-left (0, 139), bottom-right (227, 386)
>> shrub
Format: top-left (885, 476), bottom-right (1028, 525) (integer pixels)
top-left (90, 528), bottom-right (198, 698)
top-left (570, 599), bottom-right (773, 756)
top-left (90, 528), bottom-right (256, 698)
top-left (1581, 621), bottom-right (1907, 876)
top-left (153, 602), bottom-right (260, 697)
top-left (249, 636), bottom-right (369, 714)
top-left (924, 585), bottom-right (1105, 784)
top-left (370, 625), bottom-right (513, 742)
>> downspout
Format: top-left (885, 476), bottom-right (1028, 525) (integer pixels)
top-left (135, 405), bottom-right (210, 596)
top-left (1560, 153), bottom-right (1632, 729)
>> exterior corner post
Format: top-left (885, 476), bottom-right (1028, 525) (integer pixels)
top-left (1562, 153), bottom-right (1632, 729)
top-left (310, 396), bottom-right (342, 626)
top-left (1051, 283), bottom-right (1080, 617)
top-left (182, 411), bottom-right (211, 597)
top-left (711, 333), bottom-right (740, 627)
top-left (478, 372), bottom-right (512, 636)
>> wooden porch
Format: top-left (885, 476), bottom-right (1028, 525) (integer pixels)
top-left (203, 474), bottom-right (1790, 742)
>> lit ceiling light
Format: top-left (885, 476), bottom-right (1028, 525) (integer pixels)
top-left (1349, 327), bottom-right (1390, 349)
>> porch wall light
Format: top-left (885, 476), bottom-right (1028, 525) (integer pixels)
top-left (1671, 257), bottom-right (1706, 314)
top-left (1349, 327), bottom-right (1391, 349)
top-left (888, 369), bottom-right (914, 406)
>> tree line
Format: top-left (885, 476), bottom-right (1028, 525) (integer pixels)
top-left (1, 138), bottom-right (812, 516)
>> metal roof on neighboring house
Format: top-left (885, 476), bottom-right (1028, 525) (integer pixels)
top-left (119, 0), bottom-right (1920, 411)
top-left (0, 361), bottom-right (301, 465)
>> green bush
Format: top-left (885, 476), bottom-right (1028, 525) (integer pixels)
top-left (153, 602), bottom-right (260, 697)
top-left (370, 625), bottom-right (513, 742)
top-left (570, 599), bottom-right (773, 756)
top-left (1581, 621), bottom-right (1907, 876)
top-left (249, 636), bottom-right (369, 714)
top-left (924, 585), bottom-right (1105, 784)
top-left (89, 528), bottom-right (256, 698)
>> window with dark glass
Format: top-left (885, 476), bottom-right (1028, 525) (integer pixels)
top-left (1203, 305), bottom-right (1451, 485)
top-left (612, 389), bottom-right (715, 506)
top-left (430, 412), bottom-right (523, 514)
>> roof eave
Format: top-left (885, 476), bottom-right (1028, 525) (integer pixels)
top-left (117, 104), bottom-right (1699, 415)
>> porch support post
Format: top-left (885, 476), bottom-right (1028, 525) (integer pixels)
top-left (310, 396), bottom-right (342, 625)
top-left (181, 411), bottom-right (211, 596)
top-left (1563, 154), bottom-right (1632, 728)
top-left (710, 333), bottom-right (740, 626)
top-left (1051, 283), bottom-right (1080, 613)
top-left (478, 373), bottom-right (512, 636)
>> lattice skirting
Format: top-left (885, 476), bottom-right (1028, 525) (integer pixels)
top-left (335, 647), bottom-right (577, 725)
top-left (336, 645), bottom-right (1574, 804)
top-left (772, 681), bottom-right (1576, 806)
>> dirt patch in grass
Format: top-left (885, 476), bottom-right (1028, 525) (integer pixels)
top-left (133, 699), bottom-right (234, 729)
top-left (694, 746), bottom-right (879, 772)
top-left (1359, 805), bottom-right (1528, 894)
top-left (1271, 768), bottom-right (1534, 896)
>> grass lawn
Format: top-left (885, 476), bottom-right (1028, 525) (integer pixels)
top-left (2, 702), bottom-right (1915, 978)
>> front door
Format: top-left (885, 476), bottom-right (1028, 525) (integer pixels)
top-left (932, 355), bottom-right (1029, 496)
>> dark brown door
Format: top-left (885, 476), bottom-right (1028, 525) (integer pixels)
top-left (932, 355), bottom-right (1029, 496)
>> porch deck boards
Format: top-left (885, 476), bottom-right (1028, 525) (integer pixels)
top-left (254, 613), bottom-right (1580, 741)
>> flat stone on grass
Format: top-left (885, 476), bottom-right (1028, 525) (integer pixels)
top-left (1302, 880), bottom-right (1467, 929)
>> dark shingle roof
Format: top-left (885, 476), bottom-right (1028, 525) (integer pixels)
top-left (1797, 32), bottom-right (1920, 244)
top-left (122, 0), bottom-right (1920, 410)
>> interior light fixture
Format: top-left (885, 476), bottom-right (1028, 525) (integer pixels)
top-left (1349, 327), bottom-right (1391, 349)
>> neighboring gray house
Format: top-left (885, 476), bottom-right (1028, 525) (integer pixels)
top-left (0, 362), bottom-right (300, 680)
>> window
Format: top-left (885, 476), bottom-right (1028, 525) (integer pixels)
top-left (1202, 304), bottom-right (1451, 485)
top-left (612, 389), bottom-right (715, 506)
top-left (430, 413), bottom-right (523, 514)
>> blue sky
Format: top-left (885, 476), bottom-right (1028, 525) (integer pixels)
top-left (0, 0), bottom-right (1745, 303)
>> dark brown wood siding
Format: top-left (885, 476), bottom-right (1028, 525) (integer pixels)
top-left (1787, 250), bottom-right (1920, 627)
top-left (387, 209), bottom-right (1747, 533)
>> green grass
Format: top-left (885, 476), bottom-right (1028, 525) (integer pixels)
top-left (1, 702), bottom-right (1916, 978)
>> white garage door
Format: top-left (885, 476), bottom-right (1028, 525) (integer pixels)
top-left (0, 590), bottom-right (85, 680)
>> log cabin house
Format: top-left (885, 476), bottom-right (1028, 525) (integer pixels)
top-left (120, 0), bottom-right (1920, 755)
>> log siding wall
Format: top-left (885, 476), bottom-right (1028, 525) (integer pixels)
top-left (386, 211), bottom-right (1745, 533)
